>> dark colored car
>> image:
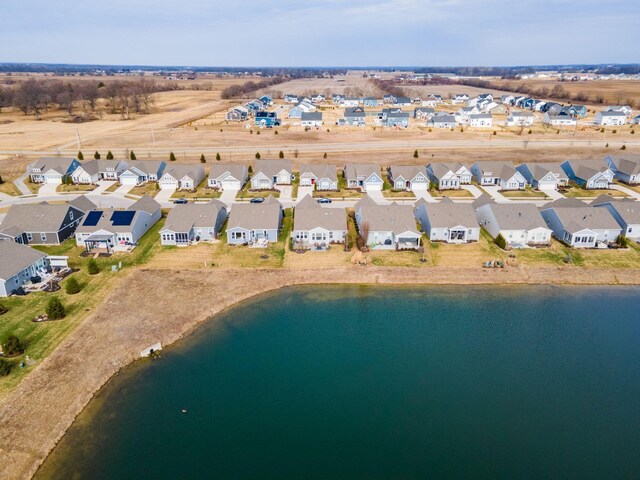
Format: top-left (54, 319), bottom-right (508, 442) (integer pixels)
top-left (250, 197), bottom-right (265, 204)
top-left (316, 198), bottom-right (332, 204)
top-left (173, 198), bottom-right (188, 204)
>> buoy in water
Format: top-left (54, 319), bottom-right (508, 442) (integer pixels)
top-left (181, 409), bottom-right (187, 414)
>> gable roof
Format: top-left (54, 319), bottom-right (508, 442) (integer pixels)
top-left (388, 165), bottom-right (425, 181)
top-left (607, 155), bottom-right (640, 176)
top-left (541, 201), bottom-right (620, 232)
top-left (421, 198), bottom-right (478, 228)
top-left (73, 159), bottom-right (126, 176)
top-left (357, 200), bottom-right (419, 236)
top-left (124, 160), bottom-right (165, 175)
top-left (254, 159), bottom-right (292, 178)
top-left (0, 241), bottom-right (47, 281)
top-left (475, 161), bottom-right (519, 180)
top-left (520, 162), bottom-right (568, 181)
top-left (294, 195), bottom-right (346, 231)
top-left (209, 163), bottom-right (247, 181)
top-left (227, 195), bottom-right (282, 231)
top-left (128, 195), bottom-right (161, 215)
top-left (162, 165), bottom-right (205, 181)
top-left (301, 111), bottom-right (322, 121)
top-left (564, 159), bottom-right (611, 181)
top-left (592, 196), bottom-right (640, 225)
top-left (344, 163), bottom-right (380, 180)
top-left (299, 164), bottom-right (337, 182)
top-left (489, 203), bottom-right (549, 231)
top-left (163, 200), bottom-right (226, 232)
top-left (30, 157), bottom-right (77, 175)
top-left (1, 203), bottom-right (78, 233)
top-left (69, 195), bottom-right (97, 213)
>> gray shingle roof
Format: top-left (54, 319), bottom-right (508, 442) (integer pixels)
top-left (69, 195), bottom-right (97, 213)
top-left (1, 203), bottom-right (75, 232)
top-left (30, 157), bottom-right (76, 175)
top-left (294, 195), bottom-right (346, 231)
top-left (163, 201), bottom-right (226, 232)
top-left (0, 241), bottom-right (47, 281)
top-left (209, 163), bottom-right (247, 181)
top-left (125, 160), bottom-right (165, 175)
top-left (388, 165), bottom-right (424, 181)
top-left (607, 155), bottom-right (640, 176)
top-left (344, 163), bottom-right (379, 180)
top-left (299, 164), bottom-right (337, 182)
top-left (227, 195), bottom-right (282, 230)
top-left (356, 200), bottom-right (419, 235)
top-left (420, 198), bottom-right (478, 228)
top-left (301, 112), bottom-right (322, 121)
top-left (489, 203), bottom-right (549, 230)
top-left (128, 195), bottom-right (161, 215)
top-left (254, 159), bottom-right (292, 178)
top-left (542, 202), bottom-right (620, 232)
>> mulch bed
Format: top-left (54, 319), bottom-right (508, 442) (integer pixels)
top-left (32, 314), bottom-right (65, 323)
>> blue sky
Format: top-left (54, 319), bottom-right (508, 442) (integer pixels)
top-left (1, 0), bottom-right (638, 66)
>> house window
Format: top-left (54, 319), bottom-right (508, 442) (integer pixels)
top-left (40, 233), bottom-right (47, 242)
top-left (27, 233), bottom-right (33, 242)
top-left (70, 211), bottom-right (74, 220)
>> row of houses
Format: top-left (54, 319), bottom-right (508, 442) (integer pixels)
top-left (226, 95), bottom-right (273, 122)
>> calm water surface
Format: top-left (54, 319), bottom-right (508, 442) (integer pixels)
top-left (37, 286), bottom-right (640, 479)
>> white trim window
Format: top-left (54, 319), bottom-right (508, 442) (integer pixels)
top-left (40, 233), bottom-right (47, 242)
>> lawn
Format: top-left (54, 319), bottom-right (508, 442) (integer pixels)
top-left (24, 180), bottom-right (40, 195)
top-left (104, 182), bottom-right (121, 193)
top-left (56, 184), bottom-right (97, 193)
top-left (500, 187), bottom-right (549, 198)
top-left (128, 183), bottom-right (160, 197)
top-left (0, 220), bottom-right (165, 395)
top-left (368, 247), bottom-right (429, 267)
top-left (236, 182), bottom-right (281, 199)
top-left (0, 181), bottom-right (21, 196)
top-left (432, 189), bottom-right (473, 198)
top-left (382, 176), bottom-right (415, 198)
top-left (562, 187), bottom-right (628, 198)
top-left (171, 179), bottom-right (222, 200)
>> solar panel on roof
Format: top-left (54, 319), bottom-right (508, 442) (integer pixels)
top-left (110, 210), bottom-right (135, 226)
top-left (83, 210), bottom-right (103, 227)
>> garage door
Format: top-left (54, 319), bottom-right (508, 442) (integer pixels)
top-left (221, 180), bottom-right (241, 190)
top-left (538, 181), bottom-right (556, 190)
top-left (365, 182), bottom-right (382, 191)
top-left (259, 179), bottom-right (271, 189)
top-left (45, 175), bottom-right (62, 184)
top-left (411, 182), bottom-right (428, 191)
top-left (121, 175), bottom-right (139, 186)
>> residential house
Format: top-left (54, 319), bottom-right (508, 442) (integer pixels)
top-left (255, 111), bottom-right (280, 127)
top-left (344, 164), bottom-right (383, 191)
top-left (561, 159), bottom-right (614, 189)
top-left (539, 198), bottom-right (622, 248)
top-left (159, 165), bottom-right (206, 190)
top-left (456, 106), bottom-right (480, 123)
top-left (429, 113), bottom-right (457, 129)
top-left (415, 198), bottom-right (480, 243)
top-left (633, 115), bottom-right (640, 125)
top-left (468, 113), bottom-right (493, 128)
top-left (515, 163), bottom-right (569, 190)
top-left (543, 113), bottom-right (577, 127)
top-left (473, 196), bottom-right (552, 247)
top-left (284, 94), bottom-right (299, 104)
top-left (226, 195), bottom-right (283, 246)
top-left (451, 94), bottom-right (470, 104)
top-left (288, 101), bottom-right (316, 119)
top-left (383, 94), bottom-right (395, 104)
top-left (0, 241), bottom-right (49, 297)
top-left (259, 95), bottom-right (273, 107)
top-left (331, 94), bottom-right (345, 104)
top-left (342, 106), bottom-right (366, 126)
top-left (119, 160), bottom-right (166, 186)
top-left (70, 159), bottom-right (129, 184)
top-left (560, 105), bottom-right (587, 117)
top-left (507, 111), bottom-right (535, 126)
top-left (387, 165), bottom-right (429, 192)
top-left (595, 111), bottom-right (627, 126)
top-left (301, 111), bottom-right (323, 127)
top-left (427, 162), bottom-right (472, 190)
top-left (543, 102), bottom-right (562, 114)
top-left (74, 196), bottom-right (161, 252)
top-left (311, 94), bottom-right (326, 104)
top-left (299, 164), bottom-right (338, 190)
top-left (486, 103), bottom-right (508, 115)
top-left (160, 200), bottom-right (227, 246)
top-left (414, 107), bottom-right (435, 120)
top-left (353, 196), bottom-right (421, 250)
top-left (363, 97), bottom-right (380, 107)
top-left (470, 161), bottom-right (527, 190)
top-left (208, 164), bottom-right (248, 190)
top-left (69, 195), bottom-right (98, 215)
top-left (604, 105), bottom-right (632, 117)
top-left (28, 157), bottom-right (80, 184)
top-left (378, 108), bottom-right (410, 127)
top-left (605, 154), bottom-right (640, 185)
top-left (592, 195), bottom-right (640, 240)
top-left (393, 96), bottom-right (412, 106)
top-left (342, 97), bottom-right (360, 107)
top-left (244, 100), bottom-right (263, 115)
top-left (225, 106), bottom-right (249, 122)
top-left (291, 195), bottom-right (347, 250)
top-left (251, 159), bottom-right (293, 189)
top-left (0, 203), bottom-right (84, 245)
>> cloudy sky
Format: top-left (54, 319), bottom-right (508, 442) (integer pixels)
top-left (1, 0), bottom-right (638, 66)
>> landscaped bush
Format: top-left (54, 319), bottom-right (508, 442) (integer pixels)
top-left (0, 359), bottom-right (12, 377)
top-left (87, 259), bottom-right (100, 275)
top-left (45, 297), bottom-right (65, 320)
top-left (616, 234), bottom-right (629, 248)
top-left (2, 335), bottom-right (24, 356)
top-left (494, 233), bottom-right (507, 250)
top-left (65, 276), bottom-right (81, 295)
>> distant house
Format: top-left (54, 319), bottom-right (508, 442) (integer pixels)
top-left (414, 107), bottom-right (435, 120)
top-left (456, 105), bottom-right (480, 122)
top-left (208, 164), bottom-right (248, 191)
top-left (226, 195), bottom-right (283, 246)
top-left (429, 114), bottom-right (456, 129)
top-left (507, 111), bottom-right (535, 126)
top-left (251, 159), bottom-right (293, 189)
top-left (592, 195), bottom-right (640, 240)
top-left (605, 154), bottom-right (640, 185)
top-left (633, 115), bottom-right (640, 125)
top-left (255, 111), bottom-right (280, 127)
top-left (543, 113), bottom-right (577, 127)
top-left (342, 97), bottom-right (360, 107)
top-left (0, 241), bottom-right (49, 297)
top-left (383, 94), bottom-right (395, 104)
top-left (331, 94), bottom-right (345, 104)
top-left (363, 97), bottom-right (380, 107)
top-left (378, 108), bottom-right (410, 127)
top-left (225, 106), bottom-right (249, 122)
top-left (299, 164), bottom-right (338, 190)
top-left (119, 160), bottom-right (166, 186)
top-left (393, 96), bottom-right (412, 106)
top-left (74, 196), bottom-right (161, 252)
top-left (539, 198), bottom-right (621, 248)
top-left (515, 163), bottom-right (569, 190)
top-left (160, 200), bottom-right (227, 246)
top-left (353, 196), bottom-right (421, 250)
top-left (311, 94), bottom-right (326, 104)
top-left (300, 111), bottom-right (323, 127)
top-left (244, 100), bottom-right (263, 115)
top-left (28, 157), bottom-right (80, 184)
top-left (343, 106), bottom-right (366, 126)
top-left (451, 94), bottom-right (470, 104)
top-left (485, 103), bottom-right (508, 115)
top-left (604, 105), bottom-right (632, 117)
top-left (159, 165), bottom-right (206, 190)
top-left (473, 196), bottom-right (552, 247)
top-left (284, 94), bottom-right (299, 104)
top-left (470, 161), bottom-right (527, 190)
top-left (291, 195), bottom-right (347, 250)
top-left (427, 162), bottom-right (472, 190)
top-left (387, 165), bottom-right (429, 192)
top-left (0, 202), bottom-right (84, 245)
top-left (560, 105), bottom-right (587, 117)
top-left (468, 113), bottom-right (493, 128)
top-left (415, 197), bottom-right (480, 243)
top-left (71, 159), bottom-right (128, 184)
top-left (288, 101), bottom-right (316, 118)
top-left (595, 111), bottom-right (627, 126)
top-left (561, 159), bottom-right (613, 189)
top-left (344, 164), bottom-right (383, 191)
top-left (259, 95), bottom-right (273, 107)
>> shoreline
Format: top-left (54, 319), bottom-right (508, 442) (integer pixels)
top-left (1, 265), bottom-right (640, 479)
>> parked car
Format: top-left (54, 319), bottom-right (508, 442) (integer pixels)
top-left (173, 198), bottom-right (188, 204)
top-left (250, 197), bottom-right (265, 204)
top-left (316, 198), bottom-right (332, 204)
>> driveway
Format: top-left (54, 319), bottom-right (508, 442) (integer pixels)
top-left (540, 187), bottom-right (565, 201)
top-left (366, 189), bottom-right (385, 203)
top-left (219, 188), bottom-right (239, 207)
top-left (37, 182), bottom-right (59, 196)
top-left (92, 180), bottom-right (117, 195)
top-left (611, 184), bottom-right (640, 200)
top-left (480, 185), bottom-right (510, 204)
top-left (296, 185), bottom-right (314, 201)
top-left (275, 185), bottom-right (293, 202)
top-left (114, 183), bottom-right (135, 195)
top-left (413, 189), bottom-right (437, 203)
top-left (154, 187), bottom-right (176, 204)
top-left (460, 184), bottom-right (483, 199)
top-left (14, 171), bottom-right (32, 196)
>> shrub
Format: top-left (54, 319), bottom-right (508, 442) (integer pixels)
top-left (605, 143), bottom-right (609, 148)
top-left (87, 258), bottom-right (100, 275)
top-left (0, 302), bottom-right (7, 315)
top-left (621, 144), bottom-right (627, 150)
top-left (278, 151), bottom-right (284, 159)
top-left (0, 359), bottom-right (12, 377)
top-left (248, 165), bottom-right (253, 174)
top-left (631, 130), bottom-right (635, 135)
top-left (528, 129), bottom-right (532, 134)
top-left (274, 130), bottom-right (278, 135)
top-left (2, 335), bottom-right (24, 356)
top-left (216, 153), bottom-right (221, 161)
top-left (65, 276), bottom-right (81, 294)
top-left (106, 150), bottom-right (114, 160)
top-left (492, 131), bottom-right (497, 135)
top-left (413, 149), bottom-right (419, 158)
top-left (494, 234), bottom-right (507, 250)
top-left (77, 151), bottom-right (84, 160)
top-left (130, 151), bottom-right (136, 160)
top-left (0, 175), bottom-right (3, 184)
top-left (45, 297), bottom-right (65, 320)
top-left (612, 129), bottom-right (617, 134)
top-left (94, 151), bottom-right (100, 159)
top-left (256, 130), bottom-right (261, 135)
top-left (323, 152), bottom-right (327, 159)
top-left (200, 154), bottom-right (206, 163)
top-left (616, 234), bottom-right (629, 248)
top-left (169, 152), bottom-right (176, 161)
top-left (255, 152), bottom-right (261, 159)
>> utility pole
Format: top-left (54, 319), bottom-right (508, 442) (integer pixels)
top-left (151, 127), bottom-right (156, 145)
top-left (76, 129), bottom-right (81, 149)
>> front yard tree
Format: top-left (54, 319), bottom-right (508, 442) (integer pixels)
top-left (323, 152), bottom-right (327, 159)
top-left (77, 151), bottom-right (84, 160)
top-left (2, 335), bottom-right (24, 356)
top-left (106, 150), bottom-right (114, 160)
top-left (87, 258), bottom-right (100, 275)
top-left (45, 297), bottom-right (66, 320)
top-left (65, 276), bottom-right (81, 295)
top-left (0, 359), bottom-right (12, 377)
top-left (94, 151), bottom-right (100, 159)
top-left (495, 234), bottom-right (507, 250)
top-left (169, 152), bottom-right (176, 161)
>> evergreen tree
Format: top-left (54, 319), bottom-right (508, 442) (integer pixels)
top-left (413, 149), bottom-right (419, 158)
top-left (0, 175), bottom-right (4, 185)
top-left (2, 335), bottom-right (24, 356)
top-left (130, 151), bottom-right (136, 161)
top-left (255, 152), bottom-right (261, 159)
top-left (216, 153), bottom-right (221, 161)
top-left (45, 297), bottom-right (66, 320)
top-left (106, 150), bottom-right (114, 160)
top-left (323, 152), bottom-right (327, 159)
top-left (200, 154), bottom-right (206, 163)
top-left (94, 151), bottom-right (101, 159)
top-left (0, 359), bottom-right (12, 377)
top-left (495, 234), bottom-right (507, 250)
top-left (279, 151), bottom-right (284, 159)
top-left (77, 151), bottom-right (84, 160)
top-left (87, 258), bottom-right (100, 275)
top-left (169, 152), bottom-right (176, 161)
top-left (65, 276), bottom-right (81, 295)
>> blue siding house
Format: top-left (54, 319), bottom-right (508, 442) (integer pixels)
top-left (255, 111), bottom-right (280, 128)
